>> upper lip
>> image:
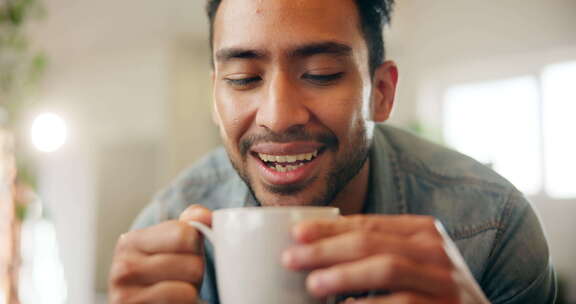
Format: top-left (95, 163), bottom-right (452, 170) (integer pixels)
top-left (251, 141), bottom-right (324, 155)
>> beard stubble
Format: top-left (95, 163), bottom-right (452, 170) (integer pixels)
top-left (225, 122), bottom-right (370, 207)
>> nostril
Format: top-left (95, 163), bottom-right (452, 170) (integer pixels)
top-left (256, 92), bottom-right (311, 132)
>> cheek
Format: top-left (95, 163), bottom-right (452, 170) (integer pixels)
top-left (310, 81), bottom-right (368, 141)
top-left (214, 85), bottom-right (256, 146)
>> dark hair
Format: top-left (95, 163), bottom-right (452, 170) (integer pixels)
top-left (206, 0), bottom-right (394, 75)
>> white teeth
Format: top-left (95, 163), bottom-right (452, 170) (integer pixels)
top-left (258, 150), bottom-right (320, 164)
top-left (270, 163), bottom-right (304, 173)
top-left (298, 152), bottom-right (313, 161)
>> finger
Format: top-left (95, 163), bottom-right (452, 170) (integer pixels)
top-left (109, 285), bottom-right (142, 304)
top-left (110, 253), bottom-right (204, 287)
top-left (109, 281), bottom-right (198, 304)
top-left (139, 281), bottom-right (198, 304)
top-left (117, 220), bottom-right (203, 254)
top-left (352, 292), bottom-right (437, 304)
top-left (294, 215), bottom-right (438, 243)
top-left (306, 255), bottom-right (457, 298)
top-left (283, 231), bottom-right (451, 270)
top-left (179, 204), bottom-right (213, 227)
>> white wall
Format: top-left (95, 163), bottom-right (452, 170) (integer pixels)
top-left (31, 31), bottom-right (219, 304)
top-left (165, 39), bottom-right (221, 178)
top-left (31, 43), bottom-right (174, 304)
top-left (29, 2), bottom-right (214, 300)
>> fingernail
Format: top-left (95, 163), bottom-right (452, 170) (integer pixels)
top-left (182, 208), bottom-right (204, 221)
top-left (283, 246), bottom-right (311, 268)
top-left (309, 270), bottom-right (337, 291)
top-left (282, 250), bottom-right (294, 267)
top-left (292, 225), bottom-right (306, 242)
top-left (295, 246), bottom-right (312, 258)
top-left (342, 297), bottom-right (357, 304)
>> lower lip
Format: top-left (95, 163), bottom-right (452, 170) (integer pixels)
top-left (252, 152), bottom-right (323, 185)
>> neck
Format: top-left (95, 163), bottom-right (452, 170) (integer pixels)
top-left (331, 159), bottom-right (370, 216)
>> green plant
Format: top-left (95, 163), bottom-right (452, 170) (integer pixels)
top-left (0, 0), bottom-right (47, 126)
top-left (1, 0), bottom-right (47, 223)
top-left (405, 120), bottom-right (444, 145)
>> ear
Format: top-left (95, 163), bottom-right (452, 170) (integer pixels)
top-left (371, 61), bottom-right (398, 122)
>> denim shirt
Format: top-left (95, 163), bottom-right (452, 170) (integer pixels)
top-left (132, 124), bottom-right (556, 303)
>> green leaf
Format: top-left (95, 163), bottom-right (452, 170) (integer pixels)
top-left (16, 203), bottom-right (27, 221)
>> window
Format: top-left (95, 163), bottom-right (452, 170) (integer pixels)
top-left (443, 61), bottom-right (576, 199)
top-left (542, 62), bottom-right (576, 198)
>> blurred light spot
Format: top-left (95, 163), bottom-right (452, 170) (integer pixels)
top-left (31, 113), bottom-right (67, 153)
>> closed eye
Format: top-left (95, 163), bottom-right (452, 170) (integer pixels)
top-left (302, 72), bottom-right (344, 86)
top-left (224, 76), bottom-right (262, 89)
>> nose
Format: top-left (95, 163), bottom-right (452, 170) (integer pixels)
top-left (255, 71), bottom-right (310, 133)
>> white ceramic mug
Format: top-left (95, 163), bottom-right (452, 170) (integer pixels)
top-left (188, 206), bottom-right (340, 304)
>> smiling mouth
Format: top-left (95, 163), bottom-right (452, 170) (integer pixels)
top-left (252, 148), bottom-right (323, 172)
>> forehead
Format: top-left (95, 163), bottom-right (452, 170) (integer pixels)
top-left (213, 0), bottom-right (365, 54)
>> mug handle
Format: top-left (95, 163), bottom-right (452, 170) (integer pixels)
top-left (187, 221), bottom-right (215, 244)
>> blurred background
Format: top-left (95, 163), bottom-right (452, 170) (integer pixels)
top-left (0, 0), bottom-right (574, 303)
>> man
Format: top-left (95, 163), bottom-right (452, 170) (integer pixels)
top-left (109, 0), bottom-right (557, 303)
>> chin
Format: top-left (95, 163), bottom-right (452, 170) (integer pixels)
top-left (254, 185), bottom-right (328, 207)
top-left (260, 200), bottom-right (315, 207)
top-left (259, 198), bottom-right (318, 207)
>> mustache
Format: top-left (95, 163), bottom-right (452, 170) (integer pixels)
top-left (239, 127), bottom-right (339, 156)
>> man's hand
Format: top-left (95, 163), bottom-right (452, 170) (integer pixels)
top-left (282, 215), bottom-right (490, 304)
top-left (108, 205), bottom-right (212, 304)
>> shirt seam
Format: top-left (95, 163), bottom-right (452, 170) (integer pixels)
top-left (478, 188), bottom-right (515, 285)
top-left (378, 128), bottom-right (407, 214)
top-left (388, 141), bottom-right (407, 214)
top-left (486, 188), bottom-right (515, 261)
top-left (451, 223), bottom-right (502, 241)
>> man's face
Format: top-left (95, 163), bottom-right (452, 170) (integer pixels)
top-left (212, 0), bottom-right (381, 206)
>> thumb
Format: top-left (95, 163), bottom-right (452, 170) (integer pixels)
top-left (179, 204), bottom-right (213, 227)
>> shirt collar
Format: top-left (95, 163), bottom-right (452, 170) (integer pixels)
top-left (364, 124), bottom-right (406, 215)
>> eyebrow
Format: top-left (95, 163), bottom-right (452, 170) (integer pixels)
top-left (289, 42), bottom-right (352, 58)
top-left (215, 48), bottom-right (267, 62)
top-left (215, 41), bottom-right (352, 63)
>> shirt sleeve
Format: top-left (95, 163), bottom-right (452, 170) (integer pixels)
top-left (130, 200), bottom-right (168, 230)
top-left (480, 191), bottom-right (557, 304)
